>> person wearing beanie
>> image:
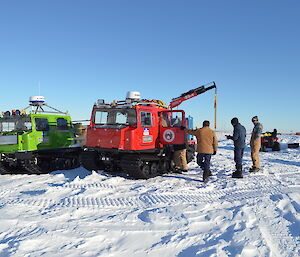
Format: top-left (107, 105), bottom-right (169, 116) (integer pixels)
top-left (184, 120), bottom-right (218, 181)
top-left (226, 117), bottom-right (246, 178)
top-left (250, 116), bottom-right (263, 172)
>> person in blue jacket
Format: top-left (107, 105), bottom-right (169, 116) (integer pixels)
top-left (226, 117), bottom-right (246, 178)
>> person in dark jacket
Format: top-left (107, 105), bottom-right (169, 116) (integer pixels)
top-left (226, 117), bottom-right (246, 178)
top-left (271, 129), bottom-right (277, 138)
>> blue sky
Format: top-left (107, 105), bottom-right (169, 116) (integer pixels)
top-left (0, 0), bottom-right (299, 132)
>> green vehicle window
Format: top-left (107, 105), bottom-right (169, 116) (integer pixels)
top-left (0, 121), bottom-right (15, 132)
top-left (57, 118), bottom-right (68, 130)
top-left (0, 117), bottom-right (31, 132)
top-left (35, 118), bottom-right (49, 131)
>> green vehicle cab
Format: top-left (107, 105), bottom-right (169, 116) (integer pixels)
top-left (0, 96), bottom-right (81, 174)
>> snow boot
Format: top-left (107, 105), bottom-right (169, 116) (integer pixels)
top-left (232, 165), bottom-right (243, 178)
top-left (249, 167), bottom-right (260, 173)
top-left (232, 170), bottom-right (243, 178)
top-left (173, 169), bottom-right (182, 174)
top-left (203, 170), bottom-right (210, 181)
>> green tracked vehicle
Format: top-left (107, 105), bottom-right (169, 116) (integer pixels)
top-left (0, 96), bottom-right (81, 174)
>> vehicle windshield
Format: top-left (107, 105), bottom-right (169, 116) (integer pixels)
top-left (0, 117), bottom-right (32, 133)
top-left (93, 109), bottom-right (137, 127)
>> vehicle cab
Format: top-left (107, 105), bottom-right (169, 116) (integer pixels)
top-left (85, 92), bottom-right (186, 152)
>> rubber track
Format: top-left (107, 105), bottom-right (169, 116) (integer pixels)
top-left (0, 162), bottom-right (10, 174)
top-left (121, 156), bottom-right (144, 179)
top-left (24, 161), bottom-right (43, 174)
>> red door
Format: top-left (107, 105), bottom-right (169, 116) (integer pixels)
top-left (159, 110), bottom-right (185, 145)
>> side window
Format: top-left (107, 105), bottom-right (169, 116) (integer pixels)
top-left (35, 118), bottom-right (49, 131)
top-left (57, 118), bottom-right (68, 130)
top-left (171, 116), bottom-right (181, 127)
top-left (94, 111), bottom-right (108, 124)
top-left (141, 111), bottom-right (152, 127)
top-left (161, 113), bottom-right (170, 127)
top-left (161, 112), bottom-right (183, 127)
top-left (0, 122), bottom-right (15, 132)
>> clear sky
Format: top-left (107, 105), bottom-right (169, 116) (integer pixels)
top-left (0, 0), bottom-right (299, 132)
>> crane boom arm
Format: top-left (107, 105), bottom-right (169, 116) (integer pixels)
top-left (170, 81), bottom-right (216, 108)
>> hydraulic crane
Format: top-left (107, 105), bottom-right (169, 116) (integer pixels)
top-left (170, 81), bottom-right (218, 129)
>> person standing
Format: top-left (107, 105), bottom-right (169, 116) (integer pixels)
top-left (226, 118), bottom-right (246, 178)
top-left (184, 120), bottom-right (218, 181)
top-left (250, 116), bottom-right (263, 172)
top-left (173, 143), bottom-right (188, 173)
top-left (172, 117), bottom-right (188, 173)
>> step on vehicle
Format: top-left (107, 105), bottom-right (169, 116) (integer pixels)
top-left (0, 96), bottom-right (81, 174)
top-left (81, 82), bottom-right (217, 179)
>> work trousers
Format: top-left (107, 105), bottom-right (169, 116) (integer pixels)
top-left (197, 153), bottom-right (212, 172)
top-left (173, 149), bottom-right (188, 171)
top-left (234, 148), bottom-right (244, 168)
top-left (251, 139), bottom-right (261, 168)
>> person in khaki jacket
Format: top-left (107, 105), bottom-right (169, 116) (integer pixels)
top-left (250, 116), bottom-right (263, 172)
top-left (184, 120), bottom-right (218, 181)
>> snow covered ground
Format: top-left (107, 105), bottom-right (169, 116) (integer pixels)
top-left (0, 134), bottom-right (299, 257)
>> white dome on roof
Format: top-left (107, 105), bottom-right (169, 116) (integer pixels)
top-left (126, 91), bottom-right (141, 100)
top-left (29, 96), bottom-right (45, 105)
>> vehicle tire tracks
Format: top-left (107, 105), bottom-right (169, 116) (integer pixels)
top-left (62, 182), bottom-right (116, 189)
top-left (0, 184), bottom-right (298, 210)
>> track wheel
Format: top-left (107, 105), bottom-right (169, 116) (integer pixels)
top-left (140, 163), bottom-right (151, 178)
top-left (24, 158), bottom-right (51, 174)
top-left (72, 158), bottom-right (80, 169)
top-left (150, 162), bottom-right (158, 177)
top-left (64, 159), bottom-right (73, 170)
top-left (158, 158), bottom-right (170, 174)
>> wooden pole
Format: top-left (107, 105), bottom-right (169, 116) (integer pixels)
top-left (214, 87), bottom-right (217, 130)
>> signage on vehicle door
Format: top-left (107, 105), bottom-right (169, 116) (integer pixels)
top-left (163, 129), bottom-right (175, 143)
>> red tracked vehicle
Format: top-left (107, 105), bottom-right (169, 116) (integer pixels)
top-left (81, 82), bottom-right (216, 179)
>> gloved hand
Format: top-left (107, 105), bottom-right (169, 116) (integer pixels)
top-left (180, 126), bottom-right (186, 130)
top-left (213, 151), bottom-right (217, 155)
top-left (226, 135), bottom-right (233, 140)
